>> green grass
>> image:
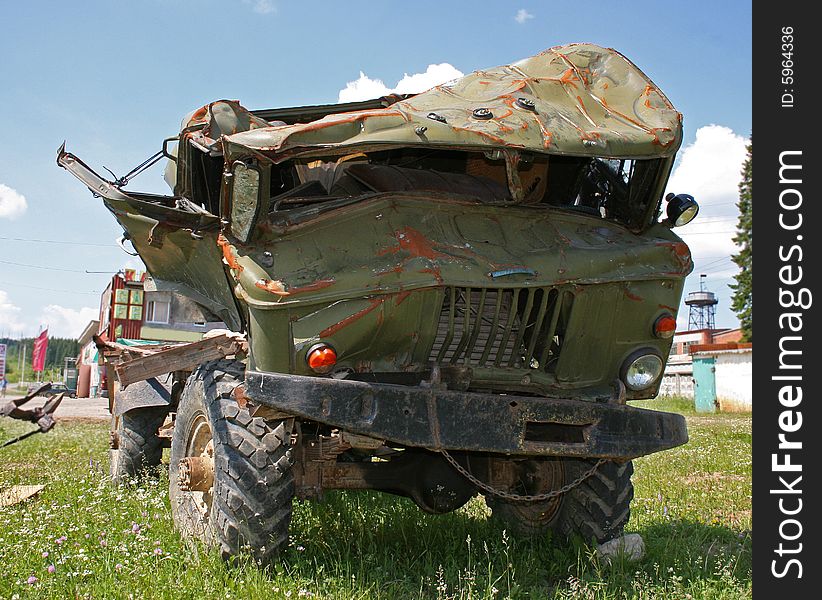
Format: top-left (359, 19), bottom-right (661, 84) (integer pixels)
top-left (1, 399), bottom-right (751, 599)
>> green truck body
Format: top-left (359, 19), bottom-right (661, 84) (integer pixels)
top-left (59, 43), bottom-right (696, 561)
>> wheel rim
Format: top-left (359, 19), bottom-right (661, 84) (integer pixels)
top-left (182, 412), bottom-right (214, 518)
top-left (511, 459), bottom-right (565, 523)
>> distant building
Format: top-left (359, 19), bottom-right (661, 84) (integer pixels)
top-left (659, 327), bottom-right (745, 401)
top-left (98, 269), bottom-right (225, 343)
top-left (76, 319), bottom-right (100, 398)
top-left (75, 269), bottom-right (226, 398)
top-left (690, 342), bottom-right (752, 412)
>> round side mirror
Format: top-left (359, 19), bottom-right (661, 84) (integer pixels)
top-left (665, 193), bottom-right (699, 227)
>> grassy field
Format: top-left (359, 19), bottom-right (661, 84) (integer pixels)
top-left (0, 398), bottom-right (751, 599)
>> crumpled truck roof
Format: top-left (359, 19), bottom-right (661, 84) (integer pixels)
top-left (220, 43), bottom-right (682, 163)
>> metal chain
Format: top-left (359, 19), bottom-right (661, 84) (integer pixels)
top-left (440, 449), bottom-right (608, 503)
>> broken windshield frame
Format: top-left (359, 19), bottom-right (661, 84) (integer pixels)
top-left (224, 148), bottom-right (671, 233)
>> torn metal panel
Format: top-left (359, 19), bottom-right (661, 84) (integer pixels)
top-left (223, 44), bottom-right (682, 163)
top-left (111, 333), bottom-right (246, 388)
top-left (92, 333), bottom-right (246, 391)
top-left (57, 147), bottom-right (243, 331)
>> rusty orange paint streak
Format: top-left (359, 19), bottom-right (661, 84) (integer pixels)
top-left (534, 116), bottom-right (554, 148)
top-left (378, 227), bottom-right (449, 261)
top-left (656, 241), bottom-right (691, 263)
top-left (254, 278), bottom-right (336, 297)
top-left (320, 297), bottom-right (385, 338)
top-left (511, 79), bottom-right (529, 90)
top-left (641, 84), bottom-right (674, 110)
top-left (575, 95), bottom-right (598, 128)
top-left (288, 279), bottom-right (336, 295)
top-left (395, 290), bottom-right (412, 305)
top-left (554, 54), bottom-right (592, 87)
top-left (651, 127), bottom-right (675, 147)
top-left (596, 98), bottom-right (653, 134)
top-left (217, 234), bottom-right (244, 273)
top-left (289, 110), bottom-right (403, 135)
top-left (499, 95), bottom-right (518, 108)
top-left (624, 290), bottom-right (643, 302)
top-left (187, 105), bottom-right (209, 126)
top-left (451, 126), bottom-right (515, 147)
top-left (544, 68), bottom-right (579, 87)
top-left (375, 264), bottom-right (405, 276)
top-left (560, 68), bottom-right (579, 85)
top-left (419, 267), bottom-right (444, 284)
top-left (255, 279), bottom-right (288, 295)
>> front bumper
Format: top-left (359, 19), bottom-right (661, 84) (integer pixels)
top-left (244, 371), bottom-right (688, 459)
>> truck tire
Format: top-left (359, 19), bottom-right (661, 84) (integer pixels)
top-left (109, 407), bottom-right (168, 483)
top-left (169, 359), bottom-right (295, 564)
top-left (487, 458), bottom-right (633, 544)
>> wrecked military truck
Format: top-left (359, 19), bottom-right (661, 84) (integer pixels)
top-left (59, 43), bottom-right (697, 563)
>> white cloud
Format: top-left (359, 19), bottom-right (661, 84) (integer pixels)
top-left (338, 63), bottom-right (464, 103)
top-left (0, 289), bottom-right (97, 339)
top-left (514, 9), bottom-right (534, 24)
top-left (665, 125), bottom-right (748, 329)
top-left (242, 0), bottom-right (276, 14)
top-left (666, 125), bottom-right (747, 262)
top-left (0, 183), bottom-right (27, 220)
top-left (0, 290), bottom-right (25, 335)
top-left (39, 305), bottom-right (98, 339)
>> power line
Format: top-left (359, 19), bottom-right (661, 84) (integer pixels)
top-left (702, 264), bottom-right (738, 276)
top-left (695, 260), bottom-right (738, 276)
top-left (0, 259), bottom-right (110, 274)
top-left (0, 280), bottom-right (100, 296)
top-left (0, 236), bottom-right (118, 247)
top-left (689, 217), bottom-right (739, 224)
top-left (695, 257), bottom-right (732, 271)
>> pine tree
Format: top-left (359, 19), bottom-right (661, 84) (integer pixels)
top-left (730, 137), bottom-right (752, 341)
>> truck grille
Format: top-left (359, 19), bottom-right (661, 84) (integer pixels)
top-left (429, 287), bottom-right (574, 372)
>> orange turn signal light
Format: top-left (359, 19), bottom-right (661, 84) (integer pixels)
top-left (653, 314), bottom-right (677, 339)
top-left (306, 344), bottom-right (337, 373)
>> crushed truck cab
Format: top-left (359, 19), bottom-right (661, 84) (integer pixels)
top-left (60, 43), bottom-right (695, 564)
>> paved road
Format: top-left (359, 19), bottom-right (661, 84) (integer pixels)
top-left (2, 394), bottom-right (110, 421)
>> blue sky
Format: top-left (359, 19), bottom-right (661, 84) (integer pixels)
top-left (0, 1), bottom-right (752, 338)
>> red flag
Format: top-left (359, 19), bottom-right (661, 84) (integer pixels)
top-left (32, 328), bottom-right (49, 373)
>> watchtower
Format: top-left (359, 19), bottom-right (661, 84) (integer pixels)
top-left (685, 274), bottom-right (718, 330)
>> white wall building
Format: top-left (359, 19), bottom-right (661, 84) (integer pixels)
top-left (692, 346), bottom-right (753, 412)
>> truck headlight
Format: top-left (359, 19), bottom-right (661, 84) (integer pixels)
top-left (665, 193), bottom-right (699, 227)
top-left (621, 350), bottom-right (663, 391)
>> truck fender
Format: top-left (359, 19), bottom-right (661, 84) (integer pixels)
top-left (114, 377), bottom-right (175, 417)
